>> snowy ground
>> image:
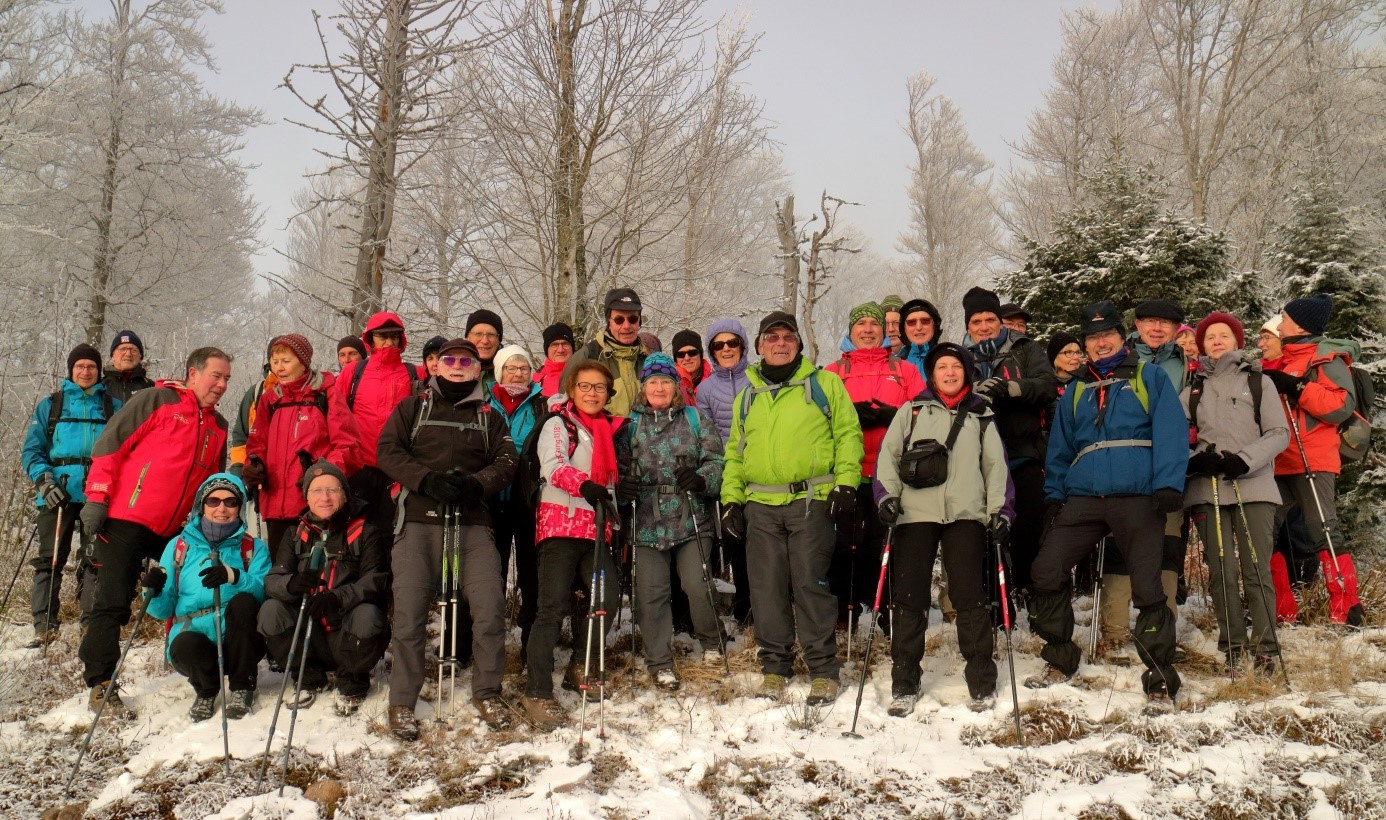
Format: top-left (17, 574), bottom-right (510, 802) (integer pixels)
top-left (4, 585), bottom-right (1386, 819)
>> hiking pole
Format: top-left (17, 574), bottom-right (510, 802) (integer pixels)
top-left (1232, 480), bottom-right (1291, 689)
top-left (209, 550), bottom-right (231, 776)
top-left (436, 505), bottom-right (452, 723)
top-left (680, 457), bottom-right (729, 675)
top-left (449, 504), bottom-right (462, 716)
top-left (1210, 479), bottom-right (1237, 670)
top-left (0, 522), bottom-right (39, 617)
top-left (844, 525), bottom-right (893, 738)
top-left (1089, 540), bottom-right (1106, 662)
top-left (279, 543), bottom-right (328, 797)
top-left (995, 529), bottom-right (1024, 747)
top-left (846, 534), bottom-right (858, 664)
top-left (64, 581), bottom-right (154, 797)
top-left (1282, 397), bottom-right (1346, 591)
top-left (574, 499), bottom-right (606, 761)
top-left (257, 541), bottom-right (325, 790)
top-left (41, 506), bottom-right (64, 648)
top-left (597, 565), bottom-right (608, 740)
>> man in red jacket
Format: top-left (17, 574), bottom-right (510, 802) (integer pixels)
top-left (79, 347), bottom-right (232, 716)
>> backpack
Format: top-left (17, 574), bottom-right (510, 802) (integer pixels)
top-left (1187, 370), bottom-right (1263, 434)
top-left (293, 516), bottom-right (366, 561)
top-left (166, 532), bottom-right (255, 633)
top-left (623, 406), bottom-right (701, 442)
top-left (733, 368), bottom-right (833, 455)
top-left (346, 356), bottom-right (423, 411)
top-left (514, 406), bottom-right (580, 509)
top-left (262, 387), bottom-right (330, 426)
top-left (1070, 361), bottom-right (1150, 416)
top-left (45, 389), bottom-right (115, 460)
top-left (1309, 341), bottom-right (1375, 462)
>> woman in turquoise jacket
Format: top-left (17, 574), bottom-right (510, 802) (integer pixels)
top-left (142, 473), bottom-right (270, 722)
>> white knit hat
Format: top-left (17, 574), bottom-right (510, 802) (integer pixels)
top-left (1260, 315), bottom-right (1283, 337)
top-left (493, 344), bottom-right (532, 371)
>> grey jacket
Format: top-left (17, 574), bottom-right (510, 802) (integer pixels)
top-left (876, 397), bottom-right (1009, 526)
top-left (1179, 350), bottom-right (1288, 508)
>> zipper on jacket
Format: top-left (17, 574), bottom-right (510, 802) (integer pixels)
top-left (128, 462), bottom-right (151, 508)
top-left (166, 408), bottom-right (204, 534)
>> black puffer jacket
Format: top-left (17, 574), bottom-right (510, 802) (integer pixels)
top-left (967, 334), bottom-right (1057, 463)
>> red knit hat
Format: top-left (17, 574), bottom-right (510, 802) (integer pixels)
top-left (1195, 311), bottom-right (1244, 352)
top-left (271, 333), bottom-right (313, 367)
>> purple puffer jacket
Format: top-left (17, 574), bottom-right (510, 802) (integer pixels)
top-left (695, 318), bottom-right (751, 444)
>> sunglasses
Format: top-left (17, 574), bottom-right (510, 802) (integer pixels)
top-left (710, 339), bottom-right (743, 352)
top-left (204, 496), bottom-right (242, 509)
top-left (675, 348), bottom-right (700, 359)
top-left (440, 355), bottom-right (477, 368)
top-left (610, 314), bottom-right (641, 326)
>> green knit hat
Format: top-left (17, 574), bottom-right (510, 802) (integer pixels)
top-left (847, 301), bottom-right (885, 329)
top-left (880, 294), bottom-right (904, 312)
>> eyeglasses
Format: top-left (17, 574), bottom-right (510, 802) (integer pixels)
top-left (469, 331), bottom-right (500, 341)
top-left (610, 314), bottom-right (641, 326)
top-left (905, 317), bottom-right (934, 327)
top-left (204, 496), bottom-right (242, 509)
top-left (502, 364), bottom-right (532, 374)
top-left (1059, 349), bottom-right (1083, 358)
top-left (575, 382), bottom-right (610, 394)
top-left (440, 355), bottom-right (477, 368)
top-left (308, 486), bottom-right (345, 498)
top-left (710, 338), bottom-right (742, 352)
top-left (675, 348), bottom-right (700, 359)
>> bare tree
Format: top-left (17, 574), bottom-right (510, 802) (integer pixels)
top-left (774, 191), bottom-right (860, 363)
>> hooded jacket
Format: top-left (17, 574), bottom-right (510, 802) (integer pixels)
top-left (23, 379), bottom-right (119, 507)
top-left (245, 369), bottom-right (364, 520)
top-left (84, 381), bottom-right (229, 537)
top-left (963, 330), bottom-right (1057, 464)
top-left (695, 318), bottom-right (751, 443)
top-left (616, 394), bottom-right (724, 551)
top-left (1179, 349), bottom-right (1288, 508)
top-left (825, 345), bottom-right (926, 478)
top-left (677, 359), bottom-right (712, 406)
top-left (334, 311), bottom-right (421, 467)
top-left (145, 473), bottom-right (270, 661)
top-left (1272, 337), bottom-right (1357, 476)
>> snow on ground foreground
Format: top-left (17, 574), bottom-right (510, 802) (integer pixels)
top-left (3, 592), bottom-right (1386, 819)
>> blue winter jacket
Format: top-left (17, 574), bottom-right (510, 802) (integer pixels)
top-left (489, 380), bottom-right (546, 503)
top-left (1130, 336), bottom-right (1190, 393)
top-left (145, 473), bottom-right (270, 662)
top-left (1043, 351), bottom-right (1187, 503)
top-left (21, 379), bottom-right (119, 507)
top-left (695, 319), bottom-right (751, 444)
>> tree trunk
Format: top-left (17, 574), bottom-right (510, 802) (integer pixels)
top-left (775, 195), bottom-right (798, 313)
top-left (85, 0), bottom-right (131, 346)
top-left (551, 0), bottom-right (590, 332)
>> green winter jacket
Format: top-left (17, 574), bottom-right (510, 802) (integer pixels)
top-left (721, 357), bottom-right (863, 507)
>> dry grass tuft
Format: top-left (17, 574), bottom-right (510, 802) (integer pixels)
top-left (1234, 709), bottom-right (1386, 750)
top-left (962, 701), bottom-right (1099, 747)
top-left (1077, 800), bottom-right (1137, 820)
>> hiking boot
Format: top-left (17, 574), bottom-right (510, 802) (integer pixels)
top-left (1253, 654), bottom-right (1277, 678)
top-left (887, 693), bottom-right (917, 718)
top-left (520, 696), bottom-right (567, 731)
top-left (1103, 643), bottom-right (1137, 666)
top-left (224, 688), bottom-right (254, 719)
top-left (1145, 690), bottom-right (1175, 715)
top-left (389, 705), bottom-right (420, 742)
top-left (1346, 604), bottom-right (1366, 629)
top-left (759, 673), bottom-right (788, 699)
top-left (561, 661), bottom-right (585, 693)
top-left (702, 647), bottom-right (723, 664)
top-left (1024, 664), bottom-right (1072, 689)
top-left (941, 611), bottom-right (957, 624)
top-left (1172, 645), bottom-right (1189, 664)
top-left (89, 681), bottom-right (132, 718)
top-left (334, 691), bottom-right (364, 717)
top-left (189, 694), bottom-right (217, 722)
top-left (654, 668), bottom-right (681, 692)
top-left (474, 696), bottom-right (515, 731)
top-left (969, 693), bottom-right (996, 713)
top-left (26, 628), bottom-right (56, 649)
top-left (806, 677), bottom-right (839, 706)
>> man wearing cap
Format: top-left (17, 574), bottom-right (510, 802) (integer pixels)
top-left (102, 330), bottom-right (155, 405)
top-left (880, 294), bottom-right (905, 349)
top-left (79, 347), bottom-right (232, 716)
top-left (826, 301), bottom-right (925, 624)
top-left (465, 310), bottom-right (505, 388)
top-left (961, 286), bottom-right (1056, 597)
top-left (1096, 298), bottom-right (1192, 662)
top-left (1263, 294), bottom-right (1364, 627)
top-left (721, 311), bottom-right (863, 705)
top-left (999, 304), bottom-right (1032, 336)
top-left (335, 311), bottom-right (424, 537)
top-left (337, 336), bottom-right (367, 372)
top-left (377, 338), bottom-right (519, 737)
top-left (1026, 302), bottom-right (1185, 711)
top-left (534, 322), bottom-right (576, 399)
top-left (21, 344), bottom-right (119, 646)
top-left (561, 287), bottom-right (649, 416)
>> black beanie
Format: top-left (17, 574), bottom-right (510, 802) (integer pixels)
top-left (899, 298), bottom-right (943, 341)
top-left (962, 287), bottom-right (1002, 323)
top-left (109, 329), bottom-right (144, 357)
top-left (1046, 332), bottom-right (1080, 364)
top-left (542, 322), bottom-right (576, 355)
top-left (1283, 294), bottom-right (1332, 337)
top-left (671, 329), bottom-right (702, 356)
top-left (466, 309), bottom-right (504, 342)
top-left (67, 343), bottom-right (101, 379)
top-left (421, 335), bottom-right (447, 359)
top-left (337, 335), bottom-right (367, 359)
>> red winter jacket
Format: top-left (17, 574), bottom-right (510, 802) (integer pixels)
top-left (335, 312), bottom-right (420, 467)
top-left (825, 346), bottom-right (926, 478)
top-left (678, 360), bottom-right (712, 406)
top-left (1273, 339), bottom-right (1355, 477)
top-left (245, 370), bottom-right (364, 520)
top-left (85, 382), bottom-right (229, 537)
top-left (533, 359), bottom-right (566, 398)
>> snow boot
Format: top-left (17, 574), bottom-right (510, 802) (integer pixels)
top-left (887, 691), bottom-right (918, 718)
top-left (389, 705), bottom-right (420, 742)
top-left (189, 694), bottom-right (217, 722)
top-left (1269, 552), bottom-right (1298, 624)
top-left (1320, 551), bottom-right (1362, 625)
top-left (224, 688), bottom-right (255, 720)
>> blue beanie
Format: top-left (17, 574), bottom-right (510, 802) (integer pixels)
top-left (109, 329), bottom-right (144, 357)
top-left (1283, 294), bottom-right (1332, 337)
top-left (640, 352), bottom-right (679, 383)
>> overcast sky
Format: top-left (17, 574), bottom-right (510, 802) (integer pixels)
top-left (75, 0), bottom-right (1121, 278)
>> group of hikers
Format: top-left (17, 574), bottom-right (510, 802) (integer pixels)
top-left (18, 283), bottom-right (1371, 740)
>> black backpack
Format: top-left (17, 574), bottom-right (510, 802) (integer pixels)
top-left (45, 389), bottom-right (116, 464)
top-left (514, 407), bottom-right (579, 508)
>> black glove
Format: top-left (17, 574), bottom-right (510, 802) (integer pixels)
top-left (241, 458), bottom-right (267, 490)
top-left (286, 571), bottom-right (320, 597)
top-left (306, 591), bottom-right (343, 621)
top-left (80, 501), bottom-right (107, 536)
top-left (199, 562), bottom-right (237, 589)
top-left (674, 463), bottom-right (706, 494)
top-left (1264, 370), bottom-right (1304, 397)
top-left (852, 401), bottom-right (892, 429)
top-left (878, 497), bottom-right (902, 525)
top-left (140, 566), bottom-right (167, 596)
top-left (37, 473), bottom-right (69, 508)
top-left (990, 514), bottom-right (1011, 545)
top-left (721, 503), bottom-right (745, 541)
top-left (828, 485), bottom-right (857, 521)
top-left (421, 471), bottom-right (468, 504)
top-left (1187, 448), bottom-right (1222, 476)
top-left (975, 377), bottom-right (1008, 399)
top-left (457, 475), bottom-right (485, 505)
top-left (1219, 451), bottom-right (1250, 479)
top-left (1152, 489), bottom-right (1184, 515)
top-left (616, 471), bottom-right (640, 503)
top-left (579, 480), bottom-right (607, 505)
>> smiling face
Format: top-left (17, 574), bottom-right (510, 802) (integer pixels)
top-left (674, 346), bottom-right (702, 375)
top-left (111, 343), bottom-right (141, 372)
top-left (72, 359), bottom-right (100, 389)
top-left (1136, 317), bottom-right (1178, 349)
top-left (1084, 328), bottom-right (1124, 360)
top-left (850, 317), bottom-right (883, 349)
top-left (202, 490), bottom-right (242, 525)
top-left (571, 366), bottom-right (611, 414)
top-left (1176, 330), bottom-right (1199, 359)
top-left (607, 309), bottom-right (641, 345)
top-left (710, 333), bottom-right (743, 368)
top-left (306, 473), bottom-right (346, 519)
top-left (499, 354), bottom-right (532, 386)
top-left (467, 324), bottom-right (501, 362)
top-left (546, 339), bottom-right (573, 364)
top-left (1257, 329), bottom-right (1282, 360)
top-left (438, 351), bottom-right (481, 384)
top-left (884, 311), bottom-right (901, 346)
top-left (903, 311), bottom-right (936, 346)
top-left (1201, 323), bottom-right (1238, 361)
top-left (643, 375), bottom-right (676, 410)
top-left (967, 312), bottom-right (1001, 343)
top-left (758, 327), bottom-right (799, 367)
top-left (1054, 343), bottom-right (1083, 376)
top-left (186, 356), bottom-right (231, 408)
top-left (931, 355), bottom-right (967, 397)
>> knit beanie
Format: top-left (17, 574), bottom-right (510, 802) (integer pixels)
top-left (465, 309), bottom-right (504, 341)
top-left (640, 352), bottom-right (679, 383)
top-left (1260, 315), bottom-right (1282, 338)
top-left (1283, 294), bottom-right (1332, 336)
top-left (300, 459), bottom-right (350, 499)
top-left (962, 287), bottom-right (1002, 323)
top-left (493, 344), bottom-right (532, 372)
top-left (270, 333), bottom-right (313, 368)
top-left (67, 343), bottom-right (102, 379)
top-left (421, 335), bottom-right (447, 360)
top-left (671, 329), bottom-right (702, 357)
top-left (542, 322), bottom-right (576, 355)
top-left (847, 301), bottom-right (885, 329)
top-left (337, 335), bottom-right (367, 359)
top-left (1195, 311), bottom-right (1245, 351)
top-left (880, 294), bottom-right (904, 313)
top-left (109, 329), bottom-right (144, 357)
top-left (638, 332), bottom-right (662, 352)
top-left (1045, 332), bottom-right (1080, 365)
